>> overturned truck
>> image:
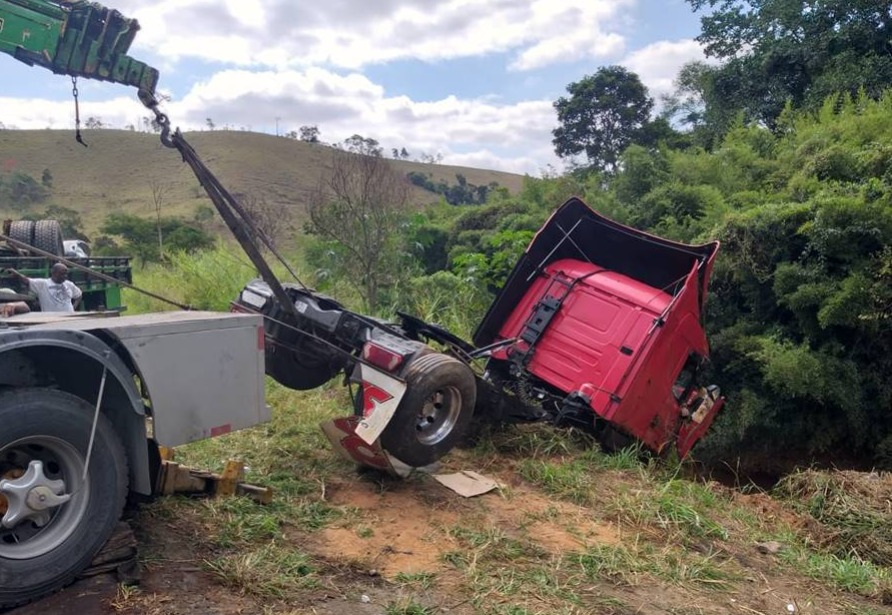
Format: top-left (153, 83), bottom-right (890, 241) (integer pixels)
top-left (236, 197), bottom-right (725, 474)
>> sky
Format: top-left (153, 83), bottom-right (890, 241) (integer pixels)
top-left (0, 0), bottom-right (710, 176)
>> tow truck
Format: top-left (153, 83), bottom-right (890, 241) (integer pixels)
top-left (0, 0), bottom-right (726, 608)
top-left (0, 2), bottom-right (268, 609)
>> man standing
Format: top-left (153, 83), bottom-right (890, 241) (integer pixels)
top-left (6, 264), bottom-right (82, 312)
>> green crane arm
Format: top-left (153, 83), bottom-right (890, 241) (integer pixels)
top-left (0, 0), bottom-right (157, 93)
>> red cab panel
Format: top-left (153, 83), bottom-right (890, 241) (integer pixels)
top-left (478, 197), bottom-right (723, 457)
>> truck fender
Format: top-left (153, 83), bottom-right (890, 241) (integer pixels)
top-left (0, 329), bottom-right (153, 495)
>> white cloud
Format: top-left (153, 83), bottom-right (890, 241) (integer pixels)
top-left (0, 96), bottom-right (147, 131)
top-left (122, 0), bottom-right (633, 71)
top-left (0, 68), bottom-right (560, 175)
top-left (621, 38), bottom-right (710, 100)
top-left (169, 68), bottom-right (560, 174)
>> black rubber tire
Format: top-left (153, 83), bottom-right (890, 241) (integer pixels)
top-left (8, 220), bottom-right (35, 248)
top-left (259, 284), bottom-right (348, 390)
top-left (32, 220), bottom-right (64, 257)
top-left (0, 389), bottom-right (128, 610)
top-left (266, 340), bottom-right (343, 390)
top-left (380, 353), bottom-right (476, 467)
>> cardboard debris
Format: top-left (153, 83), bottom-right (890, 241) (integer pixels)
top-left (433, 471), bottom-right (503, 498)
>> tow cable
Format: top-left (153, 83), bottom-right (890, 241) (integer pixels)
top-left (137, 89), bottom-right (304, 322)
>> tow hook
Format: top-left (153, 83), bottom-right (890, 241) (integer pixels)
top-left (0, 461), bottom-right (71, 529)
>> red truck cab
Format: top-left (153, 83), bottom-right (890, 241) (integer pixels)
top-left (475, 197), bottom-right (723, 457)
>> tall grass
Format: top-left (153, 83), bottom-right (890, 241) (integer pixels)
top-left (125, 243), bottom-right (489, 342)
top-left (124, 242), bottom-right (308, 314)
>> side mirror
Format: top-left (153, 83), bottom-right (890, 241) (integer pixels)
top-left (707, 385), bottom-right (721, 402)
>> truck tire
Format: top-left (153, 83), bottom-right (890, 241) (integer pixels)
top-left (8, 220), bottom-right (35, 248)
top-left (380, 353), bottom-right (476, 467)
top-left (0, 388), bottom-right (128, 609)
top-left (33, 220), bottom-right (64, 257)
top-left (261, 284), bottom-right (348, 390)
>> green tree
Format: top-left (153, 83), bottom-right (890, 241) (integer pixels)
top-left (688, 0), bottom-right (892, 127)
top-left (101, 213), bottom-right (213, 264)
top-left (341, 134), bottom-right (383, 157)
top-left (661, 61), bottom-right (735, 149)
top-left (0, 172), bottom-right (49, 210)
top-left (552, 66), bottom-right (654, 174)
top-left (39, 205), bottom-right (87, 240)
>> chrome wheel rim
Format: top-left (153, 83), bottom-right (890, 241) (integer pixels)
top-left (0, 436), bottom-right (89, 560)
top-left (415, 386), bottom-right (461, 446)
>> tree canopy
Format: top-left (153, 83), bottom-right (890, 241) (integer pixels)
top-left (688, 0), bottom-right (892, 128)
top-left (552, 66), bottom-right (655, 174)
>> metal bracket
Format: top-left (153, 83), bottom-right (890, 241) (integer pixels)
top-left (155, 448), bottom-right (272, 504)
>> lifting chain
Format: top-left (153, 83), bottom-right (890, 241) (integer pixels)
top-left (71, 77), bottom-right (87, 148)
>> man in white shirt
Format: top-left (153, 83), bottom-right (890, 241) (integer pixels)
top-left (6, 264), bottom-right (82, 312)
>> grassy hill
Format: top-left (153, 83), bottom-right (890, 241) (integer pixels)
top-left (0, 129), bottom-right (526, 235)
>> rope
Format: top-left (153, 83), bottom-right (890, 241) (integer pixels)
top-left (0, 233), bottom-right (193, 311)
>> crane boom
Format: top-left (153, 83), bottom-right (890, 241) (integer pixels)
top-left (0, 0), bottom-right (157, 92)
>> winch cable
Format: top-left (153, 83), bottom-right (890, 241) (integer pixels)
top-left (140, 95), bottom-right (429, 347)
top-left (0, 228), bottom-right (405, 376)
top-left (0, 227), bottom-right (393, 374)
top-left (0, 233), bottom-right (193, 311)
top-left (138, 90), bottom-right (304, 321)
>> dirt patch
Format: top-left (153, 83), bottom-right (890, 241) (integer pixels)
top-left (302, 472), bottom-right (621, 579)
top-left (306, 476), bottom-right (465, 576)
top-left (484, 484), bottom-right (621, 552)
top-left (6, 574), bottom-right (119, 615)
top-left (730, 490), bottom-right (810, 530)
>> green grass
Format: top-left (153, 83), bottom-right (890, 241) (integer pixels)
top-left (653, 480), bottom-right (728, 540)
top-left (393, 572), bottom-right (437, 590)
top-left (775, 470), bottom-right (892, 567)
top-left (205, 542), bottom-right (316, 600)
top-left (0, 129), bottom-right (524, 236)
top-left (123, 249), bottom-right (892, 613)
top-left (778, 539), bottom-right (892, 598)
top-left (384, 599), bottom-right (435, 615)
top-left (122, 242), bottom-right (268, 313)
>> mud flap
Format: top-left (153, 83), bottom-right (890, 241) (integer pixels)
top-left (320, 416), bottom-right (414, 477)
top-left (353, 364), bottom-right (407, 445)
top-left (319, 364), bottom-right (413, 477)
top-left (677, 396), bottom-right (725, 458)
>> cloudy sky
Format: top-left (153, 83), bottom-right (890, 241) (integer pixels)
top-left (1, 0), bottom-right (708, 175)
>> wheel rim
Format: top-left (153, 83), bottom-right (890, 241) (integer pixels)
top-left (0, 436), bottom-right (89, 560)
top-left (415, 386), bottom-right (462, 446)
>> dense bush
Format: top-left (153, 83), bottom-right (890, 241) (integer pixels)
top-left (0, 172), bottom-right (50, 210)
top-left (101, 212), bottom-right (214, 264)
top-left (421, 92), bottom-right (892, 469)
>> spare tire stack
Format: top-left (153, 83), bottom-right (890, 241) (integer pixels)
top-left (6, 219), bottom-right (64, 257)
top-left (8, 220), bottom-right (35, 248)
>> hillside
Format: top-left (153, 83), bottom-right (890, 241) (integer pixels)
top-left (0, 129), bottom-right (526, 234)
